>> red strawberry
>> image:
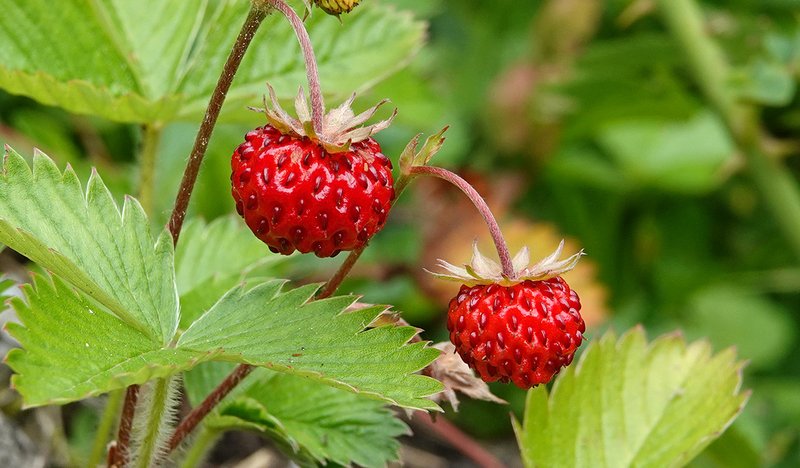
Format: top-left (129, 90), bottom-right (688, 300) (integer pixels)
top-left (232, 86), bottom-right (395, 257)
top-left (432, 241), bottom-right (585, 388)
top-left (447, 277), bottom-right (584, 388)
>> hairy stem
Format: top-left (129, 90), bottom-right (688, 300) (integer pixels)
top-left (88, 389), bottom-right (124, 468)
top-left (137, 124), bottom-right (162, 216)
top-left (109, 385), bottom-right (139, 467)
top-left (657, 0), bottom-right (800, 258)
top-left (135, 378), bottom-right (172, 468)
top-left (268, 0), bottom-right (325, 132)
top-left (409, 165), bottom-right (514, 278)
top-left (167, 4), bottom-right (267, 245)
top-left (167, 364), bottom-right (254, 452)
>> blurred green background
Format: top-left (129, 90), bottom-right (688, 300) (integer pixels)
top-left (1, 0), bottom-right (798, 466)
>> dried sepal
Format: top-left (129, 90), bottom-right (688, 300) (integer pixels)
top-left (429, 240), bottom-right (584, 287)
top-left (429, 342), bottom-right (506, 410)
top-left (253, 84), bottom-right (395, 154)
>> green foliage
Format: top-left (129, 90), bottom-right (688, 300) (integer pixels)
top-left (595, 111), bottom-right (735, 194)
top-left (513, 327), bottom-right (749, 468)
top-left (5, 274), bottom-right (207, 407)
top-left (0, 0), bottom-right (424, 123)
top-left (175, 216), bottom-right (283, 328)
top-left (0, 147), bottom-right (177, 343)
top-left (185, 363), bottom-right (408, 467)
top-left (178, 280), bottom-right (442, 410)
top-left (1, 150), bottom-right (441, 411)
top-left (686, 285), bottom-right (795, 371)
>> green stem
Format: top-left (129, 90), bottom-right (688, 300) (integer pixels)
top-left (657, 0), bottom-right (800, 258)
top-left (137, 124), bottom-right (162, 216)
top-left (134, 378), bottom-right (174, 468)
top-left (88, 389), bottom-right (124, 468)
top-left (178, 426), bottom-right (220, 468)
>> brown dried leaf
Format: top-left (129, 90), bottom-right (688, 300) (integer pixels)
top-left (428, 342), bottom-right (506, 411)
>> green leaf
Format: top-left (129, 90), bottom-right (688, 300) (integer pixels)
top-left (186, 363), bottom-right (407, 467)
top-left (513, 327), bottom-right (749, 468)
top-left (0, 0), bottom-right (425, 123)
top-left (175, 216), bottom-right (282, 328)
top-left (732, 59), bottom-right (796, 106)
top-left (0, 147), bottom-right (177, 343)
top-left (178, 281), bottom-right (442, 410)
top-left (4, 275), bottom-right (214, 407)
top-left (686, 285), bottom-right (795, 370)
top-left (596, 111), bottom-right (735, 194)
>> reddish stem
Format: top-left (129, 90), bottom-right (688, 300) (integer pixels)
top-left (409, 166), bottom-right (514, 278)
top-left (413, 412), bottom-right (505, 468)
top-left (167, 364), bottom-right (255, 451)
top-left (269, 0), bottom-right (325, 133)
top-left (167, 5), bottom-right (267, 245)
top-left (108, 385), bottom-right (140, 467)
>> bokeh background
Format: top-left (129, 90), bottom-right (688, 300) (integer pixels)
top-left (1, 0), bottom-right (798, 466)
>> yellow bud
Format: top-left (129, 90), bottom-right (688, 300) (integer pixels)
top-left (314, 0), bottom-right (360, 15)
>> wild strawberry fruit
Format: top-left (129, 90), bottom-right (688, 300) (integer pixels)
top-left (232, 86), bottom-right (395, 257)
top-left (313, 0), bottom-right (360, 15)
top-left (432, 241), bottom-right (585, 389)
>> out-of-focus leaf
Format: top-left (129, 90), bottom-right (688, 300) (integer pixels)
top-left (686, 285), bottom-right (795, 370)
top-left (596, 111), bottom-right (735, 194)
top-left (733, 59), bottom-right (796, 106)
top-left (689, 422), bottom-right (763, 468)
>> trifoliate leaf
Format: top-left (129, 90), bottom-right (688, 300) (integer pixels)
top-left (0, 147), bottom-right (177, 343)
top-left (513, 327), bottom-right (749, 468)
top-left (178, 281), bottom-right (442, 410)
top-left (175, 216), bottom-right (281, 328)
top-left (0, 0), bottom-right (425, 124)
top-left (185, 363), bottom-right (407, 468)
top-left (4, 275), bottom-right (213, 407)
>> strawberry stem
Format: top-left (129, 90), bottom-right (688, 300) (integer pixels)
top-left (409, 165), bottom-right (515, 279)
top-left (166, 5), bottom-right (267, 246)
top-left (269, 0), bottom-right (325, 134)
